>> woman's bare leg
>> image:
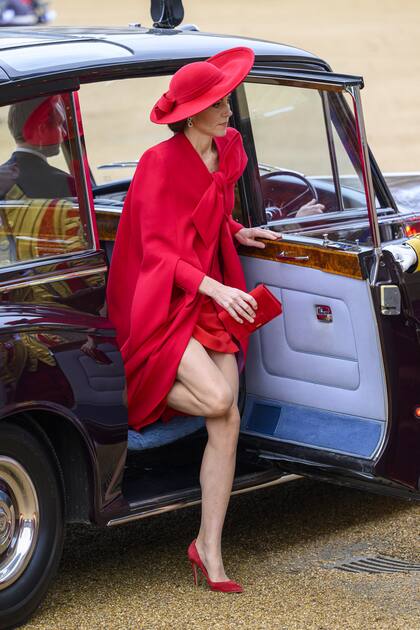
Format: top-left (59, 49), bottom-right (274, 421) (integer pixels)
top-left (195, 350), bottom-right (240, 582)
top-left (167, 338), bottom-right (241, 582)
top-left (167, 337), bottom-right (235, 417)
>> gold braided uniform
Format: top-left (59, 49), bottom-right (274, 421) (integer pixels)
top-left (406, 235), bottom-right (420, 272)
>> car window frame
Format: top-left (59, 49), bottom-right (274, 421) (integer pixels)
top-left (234, 66), bottom-right (383, 252)
top-left (0, 89), bottom-right (98, 277)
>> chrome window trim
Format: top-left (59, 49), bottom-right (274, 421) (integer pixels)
top-left (346, 86), bottom-right (382, 284)
top-left (0, 264), bottom-right (107, 293)
top-left (321, 91), bottom-right (345, 212)
top-left (346, 86), bottom-right (381, 250)
top-left (68, 92), bottom-right (99, 250)
top-left (0, 248), bottom-right (102, 276)
top-left (247, 68), bottom-right (363, 91)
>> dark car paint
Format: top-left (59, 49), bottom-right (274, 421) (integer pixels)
top-left (372, 253), bottom-right (420, 491)
top-left (0, 249), bottom-right (131, 523)
top-left (0, 26), bottom-right (326, 107)
top-left (0, 27), bottom-right (321, 78)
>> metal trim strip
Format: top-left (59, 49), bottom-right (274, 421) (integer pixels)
top-left (248, 68), bottom-right (364, 91)
top-left (69, 92), bottom-right (99, 249)
top-left (106, 473), bottom-right (301, 527)
top-left (0, 265), bottom-right (107, 292)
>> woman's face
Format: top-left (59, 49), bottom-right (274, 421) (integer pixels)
top-left (191, 94), bottom-right (232, 137)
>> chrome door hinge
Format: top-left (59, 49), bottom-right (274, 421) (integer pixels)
top-left (380, 284), bottom-right (401, 316)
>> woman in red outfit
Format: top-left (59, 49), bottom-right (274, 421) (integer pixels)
top-left (107, 47), bottom-right (281, 592)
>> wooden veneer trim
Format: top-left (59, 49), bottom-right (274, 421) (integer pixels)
top-left (238, 239), bottom-right (364, 280)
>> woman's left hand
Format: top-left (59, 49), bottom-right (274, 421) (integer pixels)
top-left (234, 227), bottom-right (282, 249)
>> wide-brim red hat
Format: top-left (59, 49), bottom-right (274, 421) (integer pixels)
top-left (150, 46), bottom-right (255, 125)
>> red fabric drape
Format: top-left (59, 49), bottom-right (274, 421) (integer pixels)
top-left (107, 127), bottom-right (249, 430)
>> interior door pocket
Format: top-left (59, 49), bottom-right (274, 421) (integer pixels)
top-left (241, 395), bottom-right (384, 459)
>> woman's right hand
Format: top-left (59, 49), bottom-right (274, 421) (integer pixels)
top-left (198, 276), bottom-right (258, 323)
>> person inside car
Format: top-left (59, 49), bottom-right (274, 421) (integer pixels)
top-left (384, 237), bottom-right (420, 272)
top-left (0, 95), bottom-right (74, 199)
top-left (0, 96), bottom-right (83, 266)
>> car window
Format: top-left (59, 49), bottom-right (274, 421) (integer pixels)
top-left (80, 76), bottom-right (170, 191)
top-left (0, 93), bottom-right (92, 269)
top-left (243, 82), bottom-right (385, 245)
top-left (78, 77), bottom-right (248, 225)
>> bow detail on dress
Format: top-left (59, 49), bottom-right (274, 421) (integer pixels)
top-left (191, 131), bottom-right (247, 249)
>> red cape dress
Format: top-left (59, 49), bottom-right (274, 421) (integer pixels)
top-left (107, 127), bottom-right (249, 430)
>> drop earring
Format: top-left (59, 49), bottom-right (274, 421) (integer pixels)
top-left (187, 117), bottom-right (193, 128)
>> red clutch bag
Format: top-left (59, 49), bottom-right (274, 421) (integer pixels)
top-left (218, 283), bottom-right (282, 342)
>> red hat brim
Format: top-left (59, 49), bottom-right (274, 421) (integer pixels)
top-left (150, 46), bottom-right (255, 125)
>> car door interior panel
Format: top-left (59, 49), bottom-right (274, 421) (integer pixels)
top-left (261, 287), bottom-right (360, 390)
top-left (240, 253), bottom-right (388, 459)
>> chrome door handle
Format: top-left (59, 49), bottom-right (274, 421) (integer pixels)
top-left (315, 304), bottom-right (333, 323)
top-left (276, 251), bottom-right (310, 262)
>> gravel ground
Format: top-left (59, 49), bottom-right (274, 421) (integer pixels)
top-left (24, 479), bottom-right (419, 630)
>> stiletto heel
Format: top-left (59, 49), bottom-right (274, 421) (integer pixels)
top-left (190, 560), bottom-right (198, 586)
top-left (187, 539), bottom-right (243, 593)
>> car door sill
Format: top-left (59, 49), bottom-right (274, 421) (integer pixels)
top-left (107, 469), bottom-right (301, 527)
top-left (255, 450), bottom-right (420, 500)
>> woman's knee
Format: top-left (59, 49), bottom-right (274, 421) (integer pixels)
top-left (203, 382), bottom-right (235, 418)
top-left (175, 338), bottom-right (237, 418)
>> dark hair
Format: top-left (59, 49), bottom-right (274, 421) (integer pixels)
top-left (167, 118), bottom-right (187, 133)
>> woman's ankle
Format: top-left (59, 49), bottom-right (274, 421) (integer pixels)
top-left (195, 534), bottom-right (221, 558)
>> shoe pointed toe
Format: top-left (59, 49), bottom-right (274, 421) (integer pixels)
top-left (210, 579), bottom-right (243, 593)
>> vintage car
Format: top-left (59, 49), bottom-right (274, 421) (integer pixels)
top-left (0, 3), bottom-right (420, 627)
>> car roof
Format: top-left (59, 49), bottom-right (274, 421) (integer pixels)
top-left (0, 26), bottom-right (328, 83)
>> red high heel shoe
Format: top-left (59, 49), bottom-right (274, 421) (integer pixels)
top-left (187, 539), bottom-right (243, 593)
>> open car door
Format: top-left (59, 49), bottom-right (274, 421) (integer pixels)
top-left (234, 68), bottom-right (420, 499)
